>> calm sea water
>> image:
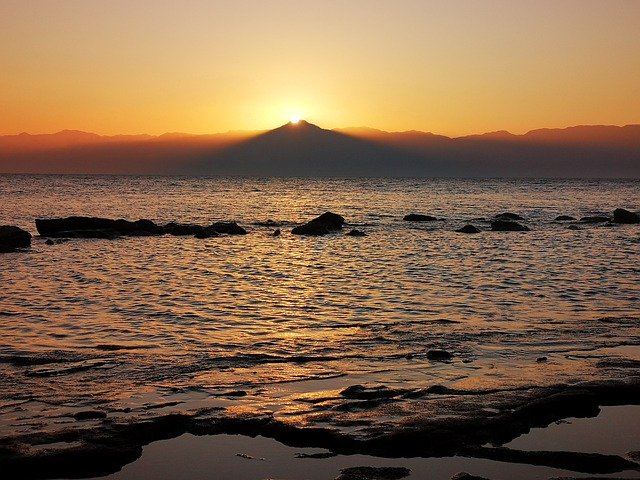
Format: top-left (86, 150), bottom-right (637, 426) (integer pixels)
top-left (0, 175), bottom-right (639, 443)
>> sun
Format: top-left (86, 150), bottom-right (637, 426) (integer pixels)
top-left (290, 115), bottom-right (300, 124)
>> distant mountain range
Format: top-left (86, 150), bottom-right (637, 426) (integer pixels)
top-left (1, 121), bottom-right (638, 177)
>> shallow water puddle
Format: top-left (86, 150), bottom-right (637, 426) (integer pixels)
top-left (505, 405), bottom-right (640, 456)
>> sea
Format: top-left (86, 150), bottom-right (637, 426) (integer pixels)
top-left (0, 175), bottom-right (639, 478)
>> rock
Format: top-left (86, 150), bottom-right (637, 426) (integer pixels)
top-left (209, 222), bottom-right (247, 235)
top-left (491, 220), bottom-right (530, 231)
top-left (35, 217), bottom-right (163, 237)
top-left (613, 208), bottom-right (639, 224)
top-left (495, 212), bottom-right (524, 220)
top-left (403, 213), bottom-right (437, 221)
top-left (194, 227), bottom-right (221, 239)
top-left (456, 224), bottom-right (480, 234)
top-left (426, 349), bottom-right (453, 361)
top-left (536, 356), bottom-right (548, 363)
top-left (0, 226), bottom-right (32, 252)
top-left (426, 385), bottom-right (452, 394)
top-left (45, 238), bottom-right (55, 245)
top-left (73, 410), bottom-right (107, 421)
top-left (450, 473), bottom-right (491, 480)
top-left (272, 229), bottom-right (281, 237)
top-left (554, 215), bottom-right (576, 221)
top-left (335, 466), bottom-right (411, 480)
top-left (291, 211), bottom-right (345, 236)
top-left (346, 229), bottom-right (367, 237)
top-left (163, 223), bottom-right (204, 236)
top-left (580, 216), bottom-right (609, 224)
top-left (340, 385), bottom-right (408, 400)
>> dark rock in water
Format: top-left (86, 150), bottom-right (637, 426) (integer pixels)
top-left (45, 238), bottom-right (55, 245)
top-left (450, 473), bottom-right (491, 480)
top-left (35, 217), bottom-right (163, 237)
top-left (491, 220), bottom-right (530, 232)
top-left (73, 410), bottom-right (107, 421)
top-left (495, 212), bottom-right (524, 221)
top-left (580, 215), bottom-right (610, 224)
top-left (340, 385), bottom-right (408, 400)
top-left (613, 208), bottom-right (640, 224)
top-left (336, 466), bottom-right (411, 480)
top-left (426, 349), bottom-right (453, 361)
top-left (272, 228), bottom-right (281, 237)
top-left (210, 222), bottom-right (247, 235)
top-left (567, 225), bottom-right (582, 230)
top-left (0, 225), bottom-right (32, 252)
top-left (536, 356), bottom-right (548, 363)
top-left (163, 223), bottom-right (204, 236)
top-left (346, 229), bottom-right (367, 237)
top-left (194, 227), bottom-right (221, 239)
top-left (456, 224), bottom-right (480, 234)
top-left (403, 213), bottom-right (437, 222)
top-left (292, 211), bottom-right (345, 235)
top-left (554, 215), bottom-right (576, 221)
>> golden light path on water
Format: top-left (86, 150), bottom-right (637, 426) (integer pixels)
top-left (0, 176), bottom-right (638, 448)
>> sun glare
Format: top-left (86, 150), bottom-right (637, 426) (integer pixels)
top-left (290, 115), bottom-right (300, 124)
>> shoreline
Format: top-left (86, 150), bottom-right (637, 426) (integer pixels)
top-left (2, 379), bottom-right (639, 479)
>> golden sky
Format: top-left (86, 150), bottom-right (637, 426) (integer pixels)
top-left (1, 0), bottom-right (639, 136)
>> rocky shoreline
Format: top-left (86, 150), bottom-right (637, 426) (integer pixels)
top-left (1, 379), bottom-right (639, 479)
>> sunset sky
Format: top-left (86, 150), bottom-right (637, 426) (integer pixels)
top-left (1, 0), bottom-right (639, 136)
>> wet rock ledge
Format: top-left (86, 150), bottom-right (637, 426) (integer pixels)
top-left (1, 379), bottom-right (639, 479)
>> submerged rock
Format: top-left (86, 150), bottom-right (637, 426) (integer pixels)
top-left (456, 224), bottom-right (480, 234)
top-left (336, 466), bottom-right (411, 480)
top-left (495, 212), bottom-right (524, 221)
top-left (255, 219), bottom-right (280, 227)
top-left (490, 220), bottom-right (530, 232)
top-left (292, 211), bottom-right (345, 236)
top-left (554, 215), bottom-right (576, 221)
top-left (0, 225), bottom-right (32, 252)
top-left (346, 229), bottom-right (367, 237)
top-left (403, 213), bottom-right (437, 222)
top-left (613, 208), bottom-right (639, 224)
top-left (35, 217), bottom-right (163, 237)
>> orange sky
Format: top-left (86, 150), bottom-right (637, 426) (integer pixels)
top-left (1, 0), bottom-right (639, 136)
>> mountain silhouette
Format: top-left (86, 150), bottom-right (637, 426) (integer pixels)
top-left (187, 120), bottom-right (430, 176)
top-left (0, 122), bottom-right (639, 177)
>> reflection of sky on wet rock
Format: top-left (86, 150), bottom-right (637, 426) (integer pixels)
top-left (0, 176), bottom-right (639, 452)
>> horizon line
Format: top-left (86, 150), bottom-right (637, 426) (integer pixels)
top-left (2, 121), bottom-right (640, 140)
